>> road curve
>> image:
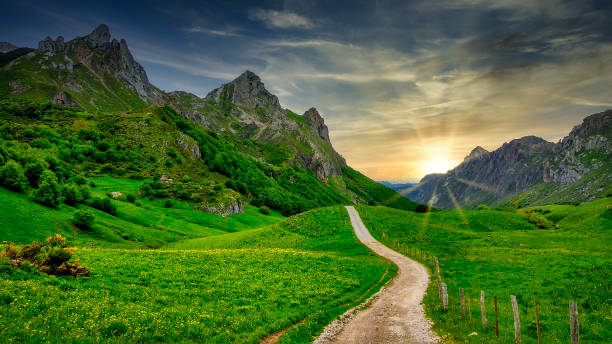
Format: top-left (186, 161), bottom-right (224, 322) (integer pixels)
top-left (314, 206), bottom-right (440, 344)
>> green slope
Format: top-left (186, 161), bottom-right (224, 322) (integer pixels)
top-left (357, 199), bottom-right (611, 343)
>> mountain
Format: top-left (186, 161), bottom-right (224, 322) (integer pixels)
top-left (0, 42), bottom-right (17, 53)
top-left (1, 24), bottom-right (166, 112)
top-left (0, 24), bottom-right (421, 216)
top-left (170, 71), bottom-right (345, 182)
top-left (406, 110), bottom-right (612, 209)
top-left (378, 181), bottom-right (416, 191)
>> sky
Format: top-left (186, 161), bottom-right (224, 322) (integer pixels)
top-left (2, 0), bottom-right (611, 182)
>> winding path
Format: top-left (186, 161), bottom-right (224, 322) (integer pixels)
top-left (314, 206), bottom-right (440, 344)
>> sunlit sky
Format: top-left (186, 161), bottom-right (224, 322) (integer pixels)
top-left (3, 0), bottom-right (611, 182)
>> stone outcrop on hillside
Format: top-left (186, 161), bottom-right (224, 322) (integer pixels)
top-left (0, 42), bottom-right (18, 53)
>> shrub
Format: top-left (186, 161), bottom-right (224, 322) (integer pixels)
top-left (63, 183), bottom-right (82, 205)
top-left (476, 204), bottom-right (491, 210)
top-left (90, 197), bottom-right (117, 215)
top-left (134, 200), bottom-right (142, 207)
top-left (415, 204), bottom-right (431, 213)
top-left (73, 209), bottom-right (95, 229)
top-left (164, 199), bottom-right (172, 208)
top-left (259, 206), bottom-right (271, 215)
top-left (0, 235), bottom-right (89, 277)
top-left (33, 170), bottom-right (63, 207)
top-left (126, 193), bottom-right (136, 203)
top-left (78, 184), bottom-right (92, 201)
top-left (24, 160), bottom-right (47, 188)
top-left (0, 160), bottom-right (27, 191)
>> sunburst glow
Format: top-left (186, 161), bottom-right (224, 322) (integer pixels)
top-left (423, 159), bottom-right (455, 175)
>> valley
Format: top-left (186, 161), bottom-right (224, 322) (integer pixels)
top-left (1, 19), bottom-right (610, 344)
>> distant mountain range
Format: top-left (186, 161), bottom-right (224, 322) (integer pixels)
top-left (0, 24), bottom-right (420, 214)
top-left (404, 111), bottom-right (612, 209)
top-left (378, 181), bottom-right (416, 191)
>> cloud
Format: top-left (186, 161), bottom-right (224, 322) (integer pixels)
top-left (186, 25), bottom-right (242, 37)
top-left (249, 9), bottom-right (314, 29)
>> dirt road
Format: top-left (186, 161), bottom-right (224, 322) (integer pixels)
top-left (314, 206), bottom-right (440, 344)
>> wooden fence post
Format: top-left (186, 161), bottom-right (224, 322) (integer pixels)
top-left (450, 287), bottom-right (455, 316)
top-left (534, 299), bottom-right (542, 344)
top-left (460, 288), bottom-right (466, 317)
top-left (467, 291), bottom-right (473, 323)
top-left (511, 295), bottom-right (521, 343)
top-left (435, 257), bottom-right (441, 299)
top-left (494, 296), bottom-right (499, 338)
top-left (480, 290), bottom-right (487, 328)
top-left (441, 283), bottom-right (448, 311)
top-left (570, 300), bottom-right (579, 344)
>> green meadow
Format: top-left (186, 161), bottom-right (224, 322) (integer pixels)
top-left (0, 180), bottom-right (393, 343)
top-left (357, 198), bottom-right (612, 343)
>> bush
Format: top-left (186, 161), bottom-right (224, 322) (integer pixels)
top-left (476, 204), bottom-right (491, 210)
top-left (73, 209), bottom-right (95, 229)
top-left (164, 199), bottom-right (172, 208)
top-left (0, 160), bottom-right (27, 191)
top-left (0, 234), bottom-right (89, 277)
top-left (415, 204), bottom-right (431, 213)
top-left (24, 160), bottom-right (47, 188)
top-left (33, 170), bottom-right (63, 206)
top-left (259, 206), bottom-right (271, 215)
top-left (63, 183), bottom-right (82, 205)
top-left (90, 197), bottom-right (117, 215)
top-left (78, 184), bottom-right (92, 200)
top-left (126, 193), bottom-right (136, 203)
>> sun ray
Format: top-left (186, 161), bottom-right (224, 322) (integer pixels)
top-left (453, 177), bottom-right (498, 194)
top-left (446, 185), bottom-right (470, 227)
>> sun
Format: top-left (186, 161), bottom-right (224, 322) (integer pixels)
top-left (423, 159), bottom-right (454, 175)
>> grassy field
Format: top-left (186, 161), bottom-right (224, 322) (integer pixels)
top-left (0, 182), bottom-right (394, 344)
top-left (357, 198), bottom-right (612, 343)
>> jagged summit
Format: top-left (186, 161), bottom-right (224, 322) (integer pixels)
top-left (304, 107), bottom-right (330, 142)
top-left (87, 24), bottom-right (111, 48)
top-left (206, 70), bottom-right (281, 110)
top-left (463, 146), bottom-right (489, 162)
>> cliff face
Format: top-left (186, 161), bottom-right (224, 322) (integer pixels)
top-left (406, 111), bottom-right (612, 208)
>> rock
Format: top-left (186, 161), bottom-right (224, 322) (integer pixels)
top-left (205, 70), bottom-right (281, 110)
top-left (176, 133), bottom-right (201, 159)
top-left (110, 192), bottom-right (122, 199)
top-left (37, 36), bottom-right (65, 55)
top-left (9, 258), bottom-right (21, 268)
top-left (160, 175), bottom-right (173, 183)
top-left (304, 107), bottom-right (331, 142)
top-left (52, 91), bottom-right (77, 106)
top-left (87, 24), bottom-right (110, 49)
top-left (201, 200), bottom-right (244, 216)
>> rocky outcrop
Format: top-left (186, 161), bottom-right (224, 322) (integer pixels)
top-left (0, 42), bottom-right (18, 53)
top-left (176, 132), bottom-right (201, 160)
top-left (52, 91), bottom-right (77, 106)
top-left (304, 107), bottom-right (331, 142)
top-left (38, 36), bottom-right (65, 55)
top-left (407, 111), bottom-right (612, 209)
top-left (201, 199), bottom-right (244, 216)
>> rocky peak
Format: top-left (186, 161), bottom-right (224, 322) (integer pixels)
top-left (87, 24), bottom-right (111, 49)
top-left (463, 146), bottom-right (489, 162)
top-left (0, 42), bottom-right (17, 53)
top-left (205, 70), bottom-right (281, 110)
top-left (38, 36), bottom-right (65, 55)
top-left (304, 107), bottom-right (330, 142)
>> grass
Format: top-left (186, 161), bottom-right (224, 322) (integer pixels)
top-left (356, 199), bottom-right (612, 343)
top-left (0, 196), bottom-right (394, 343)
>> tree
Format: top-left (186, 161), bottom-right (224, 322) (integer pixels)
top-left (414, 204), bottom-right (431, 213)
top-left (0, 160), bottom-right (27, 191)
top-left (33, 170), bottom-right (63, 207)
top-left (24, 160), bottom-right (47, 188)
top-left (72, 209), bottom-right (95, 229)
top-left (63, 183), bottom-right (82, 205)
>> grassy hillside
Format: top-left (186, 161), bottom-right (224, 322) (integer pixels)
top-left (0, 206), bottom-right (394, 343)
top-left (357, 200), bottom-right (611, 343)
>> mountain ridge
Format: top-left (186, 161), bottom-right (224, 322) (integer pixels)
top-left (405, 110), bottom-right (612, 208)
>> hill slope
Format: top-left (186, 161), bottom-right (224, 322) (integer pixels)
top-left (0, 24), bottom-right (421, 215)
